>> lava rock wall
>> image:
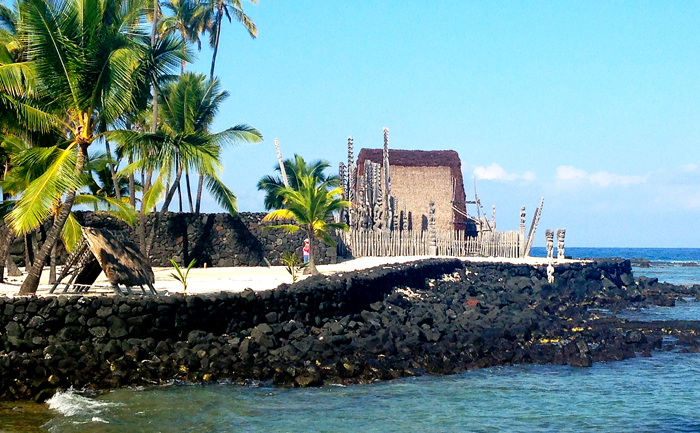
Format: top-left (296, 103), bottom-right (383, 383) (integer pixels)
top-left (7, 212), bottom-right (337, 268)
top-left (1, 258), bottom-right (673, 402)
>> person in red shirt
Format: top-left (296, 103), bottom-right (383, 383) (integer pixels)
top-left (302, 238), bottom-right (310, 264)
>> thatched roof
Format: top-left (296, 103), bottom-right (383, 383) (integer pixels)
top-left (356, 148), bottom-right (468, 227)
top-left (82, 227), bottom-right (155, 286)
top-left (357, 148), bottom-right (463, 171)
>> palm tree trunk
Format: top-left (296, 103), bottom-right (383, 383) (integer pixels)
top-left (196, 10), bottom-right (223, 216)
top-left (129, 153), bottom-right (136, 207)
top-left (195, 174), bottom-right (204, 214)
top-left (161, 166), bottom-right (183, 212)
top-left (19, 145), bottom-right (88, 295)
top-left (176, 154), bottom-right (183, 212)
top-left (104, 138), bottom-right (121, 201)
top-left (49, 242), bottom-right (57, 285)
top-left (150, 0), bottom-right (159, 141)
top-left (0, 226), bottom-right (13, 283)
top-left (209, 10), bottom-right (223, 81)
top-left (138, 168), bottom-right (148, 256)
top-left (177, 181), bottom-right (183, 212)
top-left (24, 232), bottom-right (34, 268)
top-left (185, 167), bottom-right (194, 212)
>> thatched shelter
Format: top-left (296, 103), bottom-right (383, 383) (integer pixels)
top-left (355, 149), bottom-right (468, 231)
top-left (51, 228), bottom-right (156, 295)
top-left (82, 228), bottom-right (155, 288)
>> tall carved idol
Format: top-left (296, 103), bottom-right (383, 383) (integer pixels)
top-left (338, 162), bottom-right (347, 224)
top-left (428, 201), bottom-right (437, 255)
top-left (556, 228), bottom-right (566, 260)
top-left (402, 200), bottom-right (409, 231)
top-left (545, 229), bottom-right (554, 259)
top-left (372, 161), bottom-right (383, 230)
top-left (390, 197), bottom-right (399, 231)
top-left (347, 137), bottom-right (355, 227)
top-left (382, 127), bottom-right (391, 228)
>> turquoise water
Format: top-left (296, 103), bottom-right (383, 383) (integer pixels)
top-left (35, 352), bottom-right (700, 432)
top-left (4, 248), bottom-right (700, 432)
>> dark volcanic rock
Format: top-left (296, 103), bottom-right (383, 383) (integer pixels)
top-left (0, 258), bottom-right (697, 401)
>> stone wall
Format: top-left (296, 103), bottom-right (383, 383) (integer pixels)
top-left (0, 259), bottom-right (462, 400)
top-left (7, 212), bottom-right (338, 268)
top-left (1, 258), bottom-right (686, 402)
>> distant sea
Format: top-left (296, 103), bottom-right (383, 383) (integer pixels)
top-left (530, 247), bottom-right (700, 286)
top-left (3, 248), bottom-right (700, 432)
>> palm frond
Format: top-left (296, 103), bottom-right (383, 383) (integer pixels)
top-left (61, 212), bottom-right (82, 252)
top-left (204, 174), bottom-right (236, 214)
top-left (141, 170), bottom-right (166, 213)
top-left (6, 143), bottom-right (81, 235)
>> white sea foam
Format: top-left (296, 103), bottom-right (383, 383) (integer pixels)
top-left (46, 388), bottom-right (121, 417)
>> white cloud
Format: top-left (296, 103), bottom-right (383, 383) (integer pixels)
top-left (681, 163), bottom-right (698, 172)
top-left (555, 165), bottom-right (646, 187)
top-left (473, 163), bottom-right (536, 182)
top-left (556, 165), bottom-right (588, 181)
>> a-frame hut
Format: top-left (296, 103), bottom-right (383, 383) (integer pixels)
top-left (51, 228), bottom-right (156, 295)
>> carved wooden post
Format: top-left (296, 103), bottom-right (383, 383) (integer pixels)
top-left (428, 201), bottom-right (437, 256)
top-left (274, 138), bottom-right (289, 188)
top-left (524, 197), bottom-right (544, 257)
top-left (491, 205), bottom-right (496, 231)
top-left (382, 127), bottom-right (391, 228)
top-left (402, 200), bottom-right (409, 231)
top-left (557, 228), bottom-right (566, 260)
top-left (519, 206), bottom-right (526, 258)
top-left (372, 162), bottom-right (383, 230)
top-left (545, 229), bottom-right (554, 260)
top-left (347, 136), bottom-right (355, 228)
top-left (390, 197), bottom-right (399, 231)
top-left (339, 162), bottom-right (347, 224)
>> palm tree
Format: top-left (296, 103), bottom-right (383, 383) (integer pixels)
top-left (113, 72), bottom-right (262, 216)
top-left (257, 155), bottom-right (339, 210)
top-left (1, 0), bottom-right (150, 294)
top-left (262, 159), bottom-right (350, 275)
top-left (161, 0), bottom-right (208, 75)
top-left (160, 0), bottom-right (209, 211)
top-left (204, 0), bottom-right (257, 81)
top-left (195, 0), bottom-right (257, 214)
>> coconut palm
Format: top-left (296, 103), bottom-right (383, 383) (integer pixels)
top-left (262, 161), bottom-right (350, 275)
top-left (193, 0), bottom-right (256, 214)
top-left (0, 0), bottom-right (154, 294)
top-left (204, 0), bottom-right (257, 81)
top-left (161, 0), bottom-right (208, 75)
top-left (113, 72), bottom-right (262, 216)
top-left (257, 155), bottom-right (339, 211)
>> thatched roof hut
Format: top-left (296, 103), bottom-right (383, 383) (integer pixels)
top-left (82, 227), bottom-right (155, 287)
top-left (356, 149), bottom-right (468, 231)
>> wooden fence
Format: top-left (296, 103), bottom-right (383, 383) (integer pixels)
top-left (339, 229), bottom-right (522, 258)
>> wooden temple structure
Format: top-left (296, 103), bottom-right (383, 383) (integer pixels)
top-left (336, 128), bottom-right (559, 259)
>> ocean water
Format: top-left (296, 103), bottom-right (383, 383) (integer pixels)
top-left (3, 248), bottom-right (700, 433)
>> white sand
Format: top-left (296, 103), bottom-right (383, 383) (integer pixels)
top-left (0, 255), bottom-right (581, 297)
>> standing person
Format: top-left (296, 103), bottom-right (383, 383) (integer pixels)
top-left (302, 239), bottom-right (310, 264)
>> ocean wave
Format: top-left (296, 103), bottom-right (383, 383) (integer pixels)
top-left (46, 388), bottom-right (121, 417)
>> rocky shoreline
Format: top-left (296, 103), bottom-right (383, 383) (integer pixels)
top-left (1, 258), bottom-right (699, 402)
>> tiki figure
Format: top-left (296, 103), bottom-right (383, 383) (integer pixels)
top-left (557, 228), bottom-right (566, 260)
top-left (545, 229), bottom-right (554, 259)
top-left (428, 201), bottom-right (437, 255)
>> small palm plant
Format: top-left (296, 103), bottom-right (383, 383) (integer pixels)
top-left (170, 258), bottom-right (196, 294)
top-left (281, 251), bottom-right (307, 283)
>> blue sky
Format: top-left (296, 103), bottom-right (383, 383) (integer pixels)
top-left (185, 2), bottom-right (698, 247)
